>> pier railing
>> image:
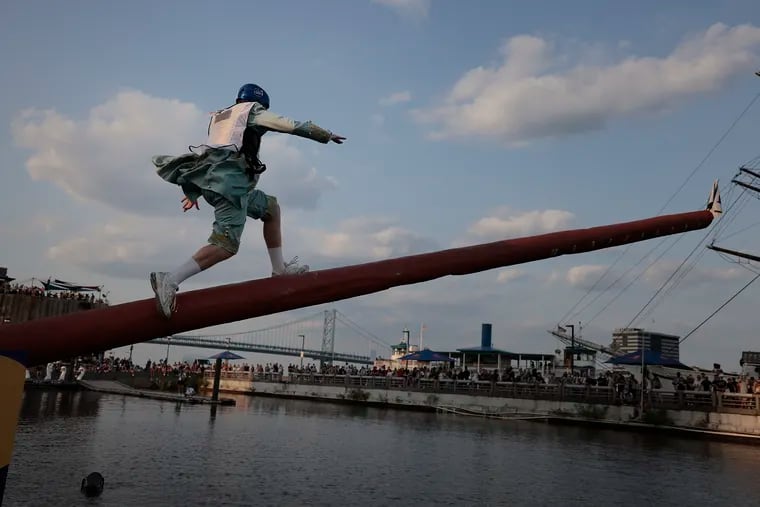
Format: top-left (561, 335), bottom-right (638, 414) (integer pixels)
top-left (205, 371), bottom-right (760, 415)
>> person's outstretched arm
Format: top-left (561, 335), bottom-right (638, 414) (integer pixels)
top-left (250, 107), bottom-right (345, 144)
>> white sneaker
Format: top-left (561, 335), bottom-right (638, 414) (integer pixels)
top-left (272, 256), bottom-right (309, 277)
top-left (150, 272), bottom-right (178, 319)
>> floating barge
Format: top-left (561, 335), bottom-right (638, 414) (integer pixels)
top-left (78, 380), bottom-right (236, 406)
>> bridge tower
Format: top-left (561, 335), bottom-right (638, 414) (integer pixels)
top-left (321, 309), bottom-right (336, 367)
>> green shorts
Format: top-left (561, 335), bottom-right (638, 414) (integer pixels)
top-left (202, 188), bottom-right (276, 254)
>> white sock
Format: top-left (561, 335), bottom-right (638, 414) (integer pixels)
top-left (268, 247), bottom-right (285, 274)
top-left (169, 258), bottom-right (202, 287)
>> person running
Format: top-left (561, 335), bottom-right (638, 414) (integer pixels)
top-left (149, 83), bottom-right (345, 319)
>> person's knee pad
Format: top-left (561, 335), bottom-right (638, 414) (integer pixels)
top-left (263, 195), bottom-right (279, 220)
top-left (207, 226), bottom-right (241, 255)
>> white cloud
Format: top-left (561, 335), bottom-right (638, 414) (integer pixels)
top-left (566, 264), bottom-right (607, 289)
top-left (12, 91), bottom-right (202, 213)
top-left (29, 214), bottom-right (63, 234)
top-left (372, 0), bottom-right (430, 18)
top-left (413, 23), bottom-right (760, 144)
top-left (379, 90), bottom-right (412, 106)
top-left (642, 261), bottom-right (746, 288)
top-left (465, 208), bottom-right (575, 240)
top-left (258, 135), bottom-right (338, 209)
top-left (300, 216), bottom-right (438, 263)
top-left (46, 215), bottom-right (210, 280)
top-left (45, 212), bottom-right (439, 283)
top-left (11, 90), bottom-right (336, 215)
top-left (557, 259), bottom-right (746, 294)
top-left (496, 269), bottom-right (524, 283)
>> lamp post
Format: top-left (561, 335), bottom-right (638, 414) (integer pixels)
top-left (299, 334), bottom-right (305, 368)
top-left (566, 324), bottom-right (575, 375)
top-left (165, 337), bottom-right (171, 365)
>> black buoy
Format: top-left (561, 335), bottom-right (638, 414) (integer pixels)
top-left (80, 472), bottom-right (104, 497)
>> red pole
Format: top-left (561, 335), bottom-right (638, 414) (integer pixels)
top-left (0, 209), bottom-right (714, 367)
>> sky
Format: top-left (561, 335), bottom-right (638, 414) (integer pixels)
top-left (3, 0), bottom-right (760, 371)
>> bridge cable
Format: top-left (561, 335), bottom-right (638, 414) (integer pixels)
top-left (336, 311), bottom-right (392, 348)
top-left (171, 310), bottom-right (325, 338)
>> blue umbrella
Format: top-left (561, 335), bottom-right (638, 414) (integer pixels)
top-left (209, 350), bottom-right (245, 360)
top-left (606, 350), bottom-right (691, 369)
top-left (399, 349), bottom-right (453, 362)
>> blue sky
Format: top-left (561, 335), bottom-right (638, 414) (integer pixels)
top-left (3, 0), bottom-right (760, 370)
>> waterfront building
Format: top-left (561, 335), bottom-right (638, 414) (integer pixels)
top-left (740, 351), bottom-right (760, 377)
top-left (373, 327), bottom-right (421, 369)
top-left (455, 323), bottom-right (555, 374)
top-left (610, 328), bottom-right (680, 361)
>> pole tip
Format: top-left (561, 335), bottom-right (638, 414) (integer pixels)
top-left (707, 180), bottom-right (722, 217)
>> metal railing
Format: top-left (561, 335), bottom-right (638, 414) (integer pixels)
top-left (204, 371), bottom-right (760, 415)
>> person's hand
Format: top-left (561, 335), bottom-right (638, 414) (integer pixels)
top-left (330, 134), bottom-right (346, 144)
top-left (181, 196), bottom-right (199, 212)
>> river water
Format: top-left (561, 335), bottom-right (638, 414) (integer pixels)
top-left (5, 389), bottom-right (760, 506)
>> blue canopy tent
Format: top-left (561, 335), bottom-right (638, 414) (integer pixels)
top-left (209, 350), bottom-right (245, 360)
top-left (399, 349), bottom-right (454, 362)
top-left (606, 350), bottom-right (691, 370)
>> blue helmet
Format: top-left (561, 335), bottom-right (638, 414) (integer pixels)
top-left (237, 83), bottom-right (269, 109)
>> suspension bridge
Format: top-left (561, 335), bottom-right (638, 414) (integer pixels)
top-left (148, 309), bottom-right (391, 365)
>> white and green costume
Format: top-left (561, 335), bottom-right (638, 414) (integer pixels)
top-left (153, 102), bottom-right (333, 254)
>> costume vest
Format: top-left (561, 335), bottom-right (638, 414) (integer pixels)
top-left (206, 102), bottom-right (255, 150)
top-left (204, 102), bottom-right (266, 175)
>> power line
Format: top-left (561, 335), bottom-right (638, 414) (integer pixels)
top-left (624, 185), bottom-right (749, 328)
top-left (558, 90), bottom-right (760, 324)
top-left (572, 234), bottom-right (679, 323)
top-left (680, 272), bottom-right (760, 344)
top-left (624, 108), bottom-right (760, 326)
top-left (657, 92), bottom-right (760, 214)
top-left (558, 244), bottom-right (631, 324)
top-left (585, 235), bottom-right (681, 326)
top-left (628, 171), bottom-right (757, 326)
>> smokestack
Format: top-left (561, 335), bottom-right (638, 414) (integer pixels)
top-left (481, 323), bottom-right (492, 349)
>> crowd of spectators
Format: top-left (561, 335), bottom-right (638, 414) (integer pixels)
top-left (25, 342), bottom-right (759, 407)
top-left (274, 361), bottom-right (756, 397)
top-left (0, 282), bottom-right (106, 304)
top-left (665, 370), bottom-right (760, 394)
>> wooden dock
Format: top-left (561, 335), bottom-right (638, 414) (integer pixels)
top-left (78, 380), bottom-right (235, 406)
